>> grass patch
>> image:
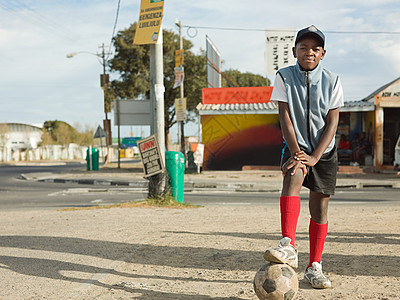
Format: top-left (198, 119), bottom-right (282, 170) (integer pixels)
top-left (58, 194), bottom-right (201, 211)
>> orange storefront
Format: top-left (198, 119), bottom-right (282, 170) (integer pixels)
top-left (197, 87), bottom-right (282, 170)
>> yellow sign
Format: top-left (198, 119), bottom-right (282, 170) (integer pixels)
top-left (134, 0), bottom-right (164, 45)
top-left (175, 98), bottom-right (187, 121)
top-left (175, 49), bottom-right (184, 67)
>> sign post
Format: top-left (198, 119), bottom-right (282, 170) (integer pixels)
top-left (133, 0), bottom-right (166, 198)
top-left (175, 98), bottom-right (187, 122)
top-left (137, 135), bottom-right (164, 177)
top-left (134, 0), bottom-right (164, 45)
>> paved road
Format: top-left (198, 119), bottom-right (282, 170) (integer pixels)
top-left (0, 163), bottom-right (146, 211)
top-left (1, 164), bottom-right (399, 210)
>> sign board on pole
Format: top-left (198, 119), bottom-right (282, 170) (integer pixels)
top-left (206, 35), bottom-right (221, 88)
top-left (114, 100), bottom-right (151, 126)
top-left (173, 66), bottom-right (184, 89)
top-left (265, 29), bottom-right (296, 76)
top-left (137, 135), bottom-right (164, 177)
top-left (175, 98), bottom-right (187, 121)
top-left (133, 0), bottom-right (164, 45)
top-left (175, 49), bottom-right (184, 67)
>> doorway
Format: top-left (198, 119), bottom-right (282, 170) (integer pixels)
top-left (383, 108), bottom-right (400, 164)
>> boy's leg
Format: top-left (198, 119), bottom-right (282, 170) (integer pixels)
top-left (308, 190), bottom-right (329, 266)
top-left (305, 191), bottom-right (331, 288)
top-left (280, 170), bottom-right (304, 246)
top-left (264, 169), bottom-right (304, 268)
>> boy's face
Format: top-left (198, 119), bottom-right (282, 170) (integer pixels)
top-left (292, 36), bottom-right (326, 71)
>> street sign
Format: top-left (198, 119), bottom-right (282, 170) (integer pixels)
top-left (175, 98), bottom-right (187, 121)
top-left (121, 137), bottom-right (142, 149)
top-left (137, 135), bottom-right (164, 177)
top-left (93, 125), bottom-right (106, 138)
top-left (134, 0), bottom-right (164, 45)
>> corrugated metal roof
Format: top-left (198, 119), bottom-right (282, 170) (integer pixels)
top-left (197, 102), bottom-right (278, 115)
top-left (197, 100), bottom-right (375, 115)
top-left (360, 76), bottom-right (400, 102)
top-left (341, 100), bottom-right (375, 112)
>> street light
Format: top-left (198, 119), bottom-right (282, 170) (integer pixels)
top-left (66, 44), bottom-right (112, 161)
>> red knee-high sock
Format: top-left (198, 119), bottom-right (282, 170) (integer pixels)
top-left (309, 218), bottom-right (328, 268)
top-left (280, 196), bottom-right (301, 247)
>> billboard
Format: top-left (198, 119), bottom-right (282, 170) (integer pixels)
top-left (133, 0), bottom-right (164, 45)
top-left (114, 100), bottom-right (151, 126)
top-left (265, 29), bottom-right (296, 76)
top-left (206, 35), bottom-right (221, 88)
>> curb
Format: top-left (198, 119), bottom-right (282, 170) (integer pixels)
top-left (31, 177), bottom-right (400, 192)
top-left (38, 178), bottom-right (148, 189)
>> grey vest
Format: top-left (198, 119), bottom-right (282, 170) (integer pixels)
top-left (278, 63), bottom-right (339, 154)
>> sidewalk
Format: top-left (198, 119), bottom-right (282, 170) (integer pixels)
top-left (3, 161), bottom-right (400, 299)
top-left (20, 160), bottom-right (400, 191)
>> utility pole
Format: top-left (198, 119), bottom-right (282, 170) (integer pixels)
top-left (150, 27), bottom-right (165, 161)
top-left (116, 98), bottom-right (121, 169)
top-left (148, 26), bottom-right (166, 197)
top-left (100, 43), bottom-right (111, 162)
top-left (175, 20), bottom-right (185, 156)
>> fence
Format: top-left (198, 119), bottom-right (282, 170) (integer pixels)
top-left (0, 144), bottom-right (87, 162)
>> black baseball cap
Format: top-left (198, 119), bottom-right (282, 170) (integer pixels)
top-left (295, 25), bottom-right (325, 48)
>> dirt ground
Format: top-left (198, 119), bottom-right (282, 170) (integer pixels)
top-left (0, 202), bottom-right (399, 299)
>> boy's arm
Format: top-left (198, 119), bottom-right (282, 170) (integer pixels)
top-left (295, 107), bottom-right (340, 166)
top-left (278, 102), bottom-right (300, 154)
top-left (278, 102), bottom-right (307, 176)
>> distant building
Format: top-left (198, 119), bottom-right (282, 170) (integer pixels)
top-left (340, 77), bottom-right (400, 167)
top-left (0, 123), bottom-right (42, 150)
top-left (197, 87), bottom-right (281, 170)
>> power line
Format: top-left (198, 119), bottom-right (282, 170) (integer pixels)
top-left (0, 0), bottom-right (75, 40)
top-left (183, 24), bottom-right (400, 35)
top-left (108, 0), bottom-right (121, 57)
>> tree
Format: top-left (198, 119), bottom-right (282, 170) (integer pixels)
top-left (109, 23), bottom-right (271, 148)
top-left (109, 24), bottom-right (207, 148)
top-left (42, 120), bottom-right (94, 146)
top-left (222, 69), bottom-right (270, 87)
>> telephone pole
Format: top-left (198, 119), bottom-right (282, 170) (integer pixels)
top-left (148, 26), bottom-right (166, 198)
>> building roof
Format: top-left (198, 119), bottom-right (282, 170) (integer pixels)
top-left (340, 100), bottom-right (375, 112)
top-left (0, 123), bottom-right (43, 132)
top-left (197, 100), bottom-right (375, 115)
top-left (360, 76), bottom-right (400, 102)
top-left (197, 102), bottom-right (277, 115)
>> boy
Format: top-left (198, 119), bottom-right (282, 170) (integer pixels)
top-left (264, 25), bottom-right (344, 289)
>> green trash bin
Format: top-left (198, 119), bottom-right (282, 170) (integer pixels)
top-left (91, 148), bottom-right (99, 170)
top-left (86, 147), bottom-right (99, 171)
top-left (165, 151), bottom-right (185, 203)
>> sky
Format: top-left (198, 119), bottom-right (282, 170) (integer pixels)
top-left (1, 0), bottom-right (400, 141)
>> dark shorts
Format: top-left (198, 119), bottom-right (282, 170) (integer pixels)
top-left (281, 145), bottom-right (338, 195)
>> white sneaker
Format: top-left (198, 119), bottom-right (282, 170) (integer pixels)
top-left (264, 237), bottom-right (298, 269)
top-left (304, 261), bottom-right (332, 289)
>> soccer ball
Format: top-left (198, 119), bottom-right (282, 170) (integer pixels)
top-left (253, 262), bottom-right (298, 300)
